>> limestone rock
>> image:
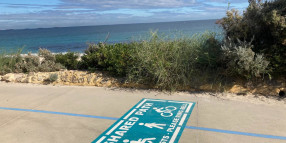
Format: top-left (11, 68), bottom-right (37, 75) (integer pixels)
top-left (229, 85), bottom-right (247, 94)
top-left (1, 73), bottom-right (25, 82)
top-left (1, 71), bottom-right (284, 97)
top-left (1, 73), bottom-right (15, 82)
top-left (0, 70), bottom-right (118, 87)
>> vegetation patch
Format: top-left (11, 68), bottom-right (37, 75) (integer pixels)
top-left (47, 73), bottom-right (58, 82)
top-left (217, 0), bottom-right (286, 76)
top-left (0, 49), bottom-right (22, 75)
top-left (128, 31), bottom-right (223, 91)
top-left (55, 52), bottom-right (79, 70)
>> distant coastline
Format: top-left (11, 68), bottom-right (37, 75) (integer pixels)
top-left (0, 19), bottom-right (221, 53)
top-left (0, 19), bottom-right (219, 31)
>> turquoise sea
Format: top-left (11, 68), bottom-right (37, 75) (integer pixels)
top-left (0, 19), bottom-right (221, 53)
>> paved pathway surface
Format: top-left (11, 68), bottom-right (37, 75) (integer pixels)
top-left (0, 82), bottom-right (285, 143)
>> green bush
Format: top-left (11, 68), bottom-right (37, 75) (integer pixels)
top-left (96, 43), bottom-right (134, 76)
top-left (221, 38), bottom-right (270, 79)
top-left (15, 53), bottom-right (40, 73)
top-left (218, 0), bottom-right (286, 76)
top-left (48, 73), bottom-right (58, 82)
top-left (79, 44), bottom-right (100, 70)
top-left (195, 33), bottom-right (223, 68)
top-left (55, 52), bottom-right (79, 70)
top-left (0, 49), bottom-right (22, 75)
top-left (127, 31), bottom-right (222, 91)
top-left (0, 48), bottom-right (64, 75)
top-left (38, 48), bottom-right (63, 72)
top-left (79, 43), bottom-right (133, 76)
top-left (12, 48), bottom-right (63, 73)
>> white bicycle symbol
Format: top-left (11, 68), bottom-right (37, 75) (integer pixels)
top-left (153, 106), bottom-right (177, 117)
top-left (123, 138), bottom-right (156, 143)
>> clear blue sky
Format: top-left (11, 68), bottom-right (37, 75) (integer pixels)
top-left (0, 0), bottom-right (249, 29)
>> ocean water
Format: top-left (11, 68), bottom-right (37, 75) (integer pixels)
top-left (0, 19), bottom-right (221, 53)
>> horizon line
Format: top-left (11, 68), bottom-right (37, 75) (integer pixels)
top-left (1, 18), bottom-right (219, 31)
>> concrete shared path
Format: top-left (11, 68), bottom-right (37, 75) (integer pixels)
top-left (0, 82), bottom-right (285, 143)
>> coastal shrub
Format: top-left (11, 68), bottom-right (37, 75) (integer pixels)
top-left (39, 60), bottom-right (63, 72)
top-left (13, 49), bottom-right (63, 73)
top-left (221, 37), bottom-right (270, 79)
top-left (196, 32), bottom-right (223, 68)
top-left (38, 48), bottom-right (56, 61)
top-left (0, 49), bottom-right (22, 75)
top-left (55, 52), bottom-right (79, 70)
top-left (217, 0), bottom-right (286, 76)
top-left (38, 48), bottom-right (63, 72)
top-left (96, 43), bottom-right (134, 76)
top-left (128, 31), bottom-right (222, 91)
top-left (14, 53), bottom-right (40, 73)
top-left (79, 44), bottom-right (100, 70)
top-left (79, 43), bottom-right (134, 76)
top-left (48, 73), bottom-right (58, 82)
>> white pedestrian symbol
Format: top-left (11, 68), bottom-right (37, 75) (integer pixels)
top-left (123, 138), bottom-right (156, 143)
top-left (139, 122), bottom-right (166, 129)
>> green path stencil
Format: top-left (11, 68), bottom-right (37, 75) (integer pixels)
top-left (92, 98), bottom-right (196, 143)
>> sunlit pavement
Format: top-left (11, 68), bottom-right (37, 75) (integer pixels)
top-left (0, 82), bottom-right (285, 143)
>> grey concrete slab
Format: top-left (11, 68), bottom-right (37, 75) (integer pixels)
top-left (0, 82), bottom-right (285, 143)
top-left (181, 129), bottom-right (284, 143)
top-left (0, 111), bottom-right (114, 143)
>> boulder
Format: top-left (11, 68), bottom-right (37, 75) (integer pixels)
top-left (1, 73), bottom-right (26, 82)
top-left (1, 73), bottom-right (15, 82)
